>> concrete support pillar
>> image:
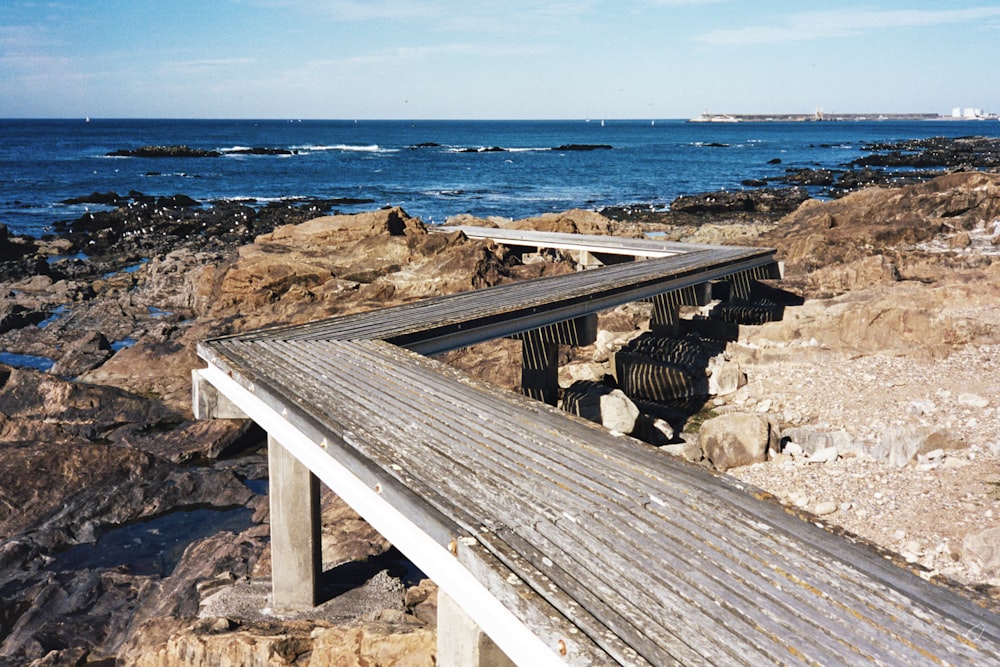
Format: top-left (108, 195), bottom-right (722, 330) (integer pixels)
top-left (520, 329), bottom-right (560, 405)
top-left (268, 435), bottom-right (322, 611)
top-left (437, 591), bottom-right (516, 667)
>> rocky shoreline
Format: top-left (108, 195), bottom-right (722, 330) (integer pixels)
top-left (1, 136), bottom-right (999, 664)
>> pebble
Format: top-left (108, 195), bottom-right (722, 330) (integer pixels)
top-left (814, 501), bottom-right (838, 515)
top-left (958, 393), bottom-right (990, 408)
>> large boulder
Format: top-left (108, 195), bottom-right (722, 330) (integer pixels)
top-left (699, 413), bottom-right (778, 471)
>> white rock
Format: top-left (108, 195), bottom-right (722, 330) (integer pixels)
top-left (813, 501), bottom-right (838, 515)
top-left (783, 441), bottom-right (805, 458)
top-left (707, 359), bottom-right (745, 396)
top-left (958, 393), bottom-right (990, 409)
top-left (808, 446), bottom-right (839, 464)
top-left (558, 362), bottom-right (607, 389)
top-left (907, 399), bottom-right (936, 416)
top-left (755, 398), bottom-right (772, 413)
top-left (599, 390), bottom-right (640, 434)
top-left (964, 527), bottom-right (1000, 577)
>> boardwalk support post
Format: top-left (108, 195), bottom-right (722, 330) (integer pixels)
top-left (649, 283), bottom-right (711, 335)
top-left (192, 369), bottom-right (247, 419)
top-left (437, 591), bottom-right (516, 667)
top-left (268, 435), bottom-right (322, 610)
top-left (520, 329), bottom-right (559, 405)
top-left (516, 314), bottom-right (597, 405)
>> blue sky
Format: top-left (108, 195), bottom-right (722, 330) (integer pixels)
top-left (2, 1), bottom-right (999, 119)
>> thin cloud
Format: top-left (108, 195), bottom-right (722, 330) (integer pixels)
top-left (641, 0), bottom-right (728, 6)
top-left (697, 7), bottom-right (1000, 45)
top-left (242, 0), bottom-right (596, 27)
top-left (166, 57), bottom-right (257, 70)
top-left (240, 0), bottom-right (443, 21)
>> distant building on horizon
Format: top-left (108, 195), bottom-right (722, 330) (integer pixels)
top-left (951, 106), bottom-right (995, 119)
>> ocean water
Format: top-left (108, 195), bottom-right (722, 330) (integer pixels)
top-left (2, 118), bottom-right (998, 237)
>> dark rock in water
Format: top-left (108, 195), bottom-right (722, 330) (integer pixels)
top-left (852, 135), bottom-right (1000, 169)
top-left (0, 223), bottom-right (39, 262)
top-left (60, 191), bottom-right (126, 206)
top-left (224, 146), bottom-right (296, 155)
top-left (47, 196), bottom-right (340, 278)
top-left (154, 194), bottom-right (200, 208)
top-left (106, 145), bottom-right (222, 158)
top-left (783, 168), bottom-right (835, 186)
top-left (670, 187), bottom-right (808, 216)
top-left (325, 197), bottom-right (378, 206)
top-left (767, 158), bottom-right (782, 165)
top-left (551, 144), bottom-right (613, 151)
top-left (0, 302), bottom-right (46, 335)
top-left (127, 189), bottom-right (156, 204)
top-left (408, 142), bottom-right (441, 149)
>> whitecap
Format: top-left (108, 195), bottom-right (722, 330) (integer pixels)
top-left (294, 144), bottom-right (395, 153)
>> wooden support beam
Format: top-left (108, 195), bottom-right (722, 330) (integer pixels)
top-left (509, 313), bottom-right (597, 347)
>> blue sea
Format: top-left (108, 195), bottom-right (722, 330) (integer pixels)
top-left (2, 118), bottom-right (998, 237)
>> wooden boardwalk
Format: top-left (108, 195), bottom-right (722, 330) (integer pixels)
top-left (195, 229), bottom-right (1000, 665)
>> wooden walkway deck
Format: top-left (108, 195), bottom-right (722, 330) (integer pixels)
top-left (195, 229), bottom-right (1000, 665)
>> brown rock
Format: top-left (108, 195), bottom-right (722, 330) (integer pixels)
top-left (120, 620), bottom-right (435, 667)
top-left (699, 413), bottom-right (777, 471)
top-left (760, 172), bottom-right (1000, 296)
top-left (48, 330), bottom-right (112, 377)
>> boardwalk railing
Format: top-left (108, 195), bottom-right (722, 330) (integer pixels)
top-left (194, 228), bottom-right (1000, 666)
